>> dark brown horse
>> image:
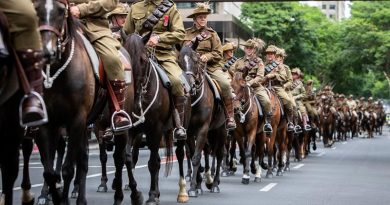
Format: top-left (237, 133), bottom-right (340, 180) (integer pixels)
top-left (230, 71), bottom-right (262, 184)
top-left (178, 43), bottom-right (227, 197)
top-left (0, 10), bottom-right (37, 205)
top-left (124, 33), bottom-right (188, 204)
top-left (32, 1), bottom-right (129, 204)
top-left (319, 101), bottom-right (335, 147)
top-left (362, 111), bottom-right (376, 138)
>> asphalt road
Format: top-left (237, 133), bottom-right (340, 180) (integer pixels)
top-left (2, 128), bottom-right (390, 205)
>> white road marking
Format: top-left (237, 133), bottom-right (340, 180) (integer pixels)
top-left (259, 183), bottom-right (277, 192)
top-left (342, 142), bottom-right (347, 145)
top-left (331, 147), bottom-right (336, 150)
top-left (293, 164), bottom-right (305, 169)
top-left (317, 152), bottom-right (325, 157)
top-left (7, 160), bottom-right (177, 192)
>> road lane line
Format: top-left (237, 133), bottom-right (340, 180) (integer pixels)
top-left (331, 147), bottom-right (336, 150)
top-left (7, 160), bottom-right (178, 192)
top-left (317, 152), bottom-right (325, 157)
top-left (293, 164), bottom-right (305, 169)
top-left (259, 183), bottom-right (277, 192)
top-left (342, 142), bottom-right (347, 145)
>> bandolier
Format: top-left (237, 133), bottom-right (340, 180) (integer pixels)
top-left (222, 42), bottom-right (237, 79)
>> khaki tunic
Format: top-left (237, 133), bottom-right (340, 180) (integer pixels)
top-left (184, 26), bottom-right (232, 97)
top-left (291, 80), bottom-right (307, 116)
top-left (72, 0), bottom-right (124, 81)
top-left (265, 62), bottom-right (294, 113)
top-left (123, 0), bottom-right (185, 96)
top-left (303, 83), bottom-right (318, 117)
top-left (0, 0), bottom-right (42, 50)
top-left (232, 56), bottom-right (271, 113)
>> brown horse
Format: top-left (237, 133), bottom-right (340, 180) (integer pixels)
top-left (0, 10), bottom-right (38, 205)
top-left (178, 43), bottom-right (227, 197)
top-left (362, 111), bottom-right (376, 138)
top-left (124, 33), bottom-right (189, 204)
top-left (230, 71), bottom-right (263, 184)
top-left (319, 102), bottom-right (335, 147)
top-left (336, 105), bottom-right (350, 141)
top-left (375, 110), bottom-right (386, 135)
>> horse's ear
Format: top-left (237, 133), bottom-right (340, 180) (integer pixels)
top-left (141, 32), bottom-right (152, 45)
top-left (191, 40), bottom-right (199, 51)
top-left (175, 44), bottom-right (182, 52)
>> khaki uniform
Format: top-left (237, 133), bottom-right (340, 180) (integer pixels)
top-left (72, 0), bottom-right (124, 81)
top-left (347, 99), bottom-right (358, 118)
top-left (363, 101), bottom-right (377, 119)
top-left (232, 56), bottom-right (271, 114)
top-left (265, 62), bottom-right (294, 112)
top-left (123, 0), bottom-right (185, 96)
top-left (291, 80), bottom-right (307, 116)
top-left (184, 26), bottom-right (232, 97)
top-left (303, 83), bottom-right (318, 117)
top-left (319, 90), bottom-right (337, 115)
top-left (0, 0), bottom-right (42, 50)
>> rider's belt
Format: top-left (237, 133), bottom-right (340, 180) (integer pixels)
top-left (141, 0), bottom-right (173, 33)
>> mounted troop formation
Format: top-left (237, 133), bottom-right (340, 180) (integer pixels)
top-left (0, 1), bottom-right (387, 205)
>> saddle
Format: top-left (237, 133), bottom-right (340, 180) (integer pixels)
top-left (78, 32), bottom-right (132, 86)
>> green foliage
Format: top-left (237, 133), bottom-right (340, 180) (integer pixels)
top-left (240, 1), bottom-right (390, 99)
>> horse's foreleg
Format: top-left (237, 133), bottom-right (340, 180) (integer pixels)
top-left (1, 139), bottom-right (20, 205)
top-left (146, 144), bottom-right (161, 205)
top-left (112, 133), bottom-right (127, 205)
top-left (211, 129), bottom-right (226, 193)
top-left (188, 128), bottom-right (208, 197)
top-left (176, 140), bottom-right (189, 203)
top-left (21, 137), bottom-right (35, 205)
top-left (125, 133), bottom-right (143, 205)
top-left (242, 128), bottom-right (256, 185)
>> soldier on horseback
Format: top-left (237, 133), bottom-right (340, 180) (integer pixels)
top-left (124, 0), bottom-right (189, 139)
top-left (0, 1), bottom-right (48, 126)
top-left (107, 3), bottom-right (130, 43)
top-left (319, 85), bottom-right (338, 117)
top-left (184, 2), bottom-right (236, 130)
top-left (69, 0), bottom-right (131, 131)
top-left (347, 94), bottom-right (358, 119)
top-left (231, 38), bottom-right (272, 133)
top-left (303, 80), bottom-right (320, 129)
top-left (363, 97), bottom-right (377, 120)
top-left (264, 45), bottom-right (295, 132)
top-left (222, 42), bottom-right (237, 78)
top-left (291, 68), bottom-right (311, 131)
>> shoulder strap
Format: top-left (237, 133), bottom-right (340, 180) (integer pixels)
top-left (140, 0), bottom-right (174, 33)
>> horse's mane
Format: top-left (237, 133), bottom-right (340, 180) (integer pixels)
top-left (124, 34), bottom-right (147, 75)
top-left (66, 16), bottom-right (83, 46)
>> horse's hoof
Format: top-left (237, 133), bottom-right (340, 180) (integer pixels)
top-left (185, 175), bottom-right (191, 182)
top-left (294, 158), bottom-right (298, 162)
top-left (254, 177), bottom-right (261, 183)
top-left (272, 167), bottom-right (277, 172)
top-left (145, 198), bottom-right (159, 205)
top-left (313, 144), bottom-right (317, 150)
top-left (131, 191), bottom-right (144, 205)
top-left (188, 190), bottom-right (198, 198)
top-left (221, 171), bottom-right (228, 177)
top-left (211, 186), bottom-right (220, 193)
top-left (261, 162), bottom-right (268, 170)
top-left (284, 167), bottom-right (290, 172)
top-left (266, 172), bottom-right (273, 178)
top-left (196, 188), bottom-right (203, 196)
top-left (22, 198), bottom-right (35, 205)
top-left (71, 191), bottom-right (78, 198)
top-left (177, 193), bottom-right (189, 203)
top-left (231, 167), bottom-right (237, 172)
top-left (241, 178), bottom-right (250, 185)
top-left (97, 184), bottom-right (108, 192)
top-left (124, 184), bottom-right (130, 191)
top-left (276, 171), bottom-right (283, 176)
top-left (205, 182), bottom-right (213, 190)
top-left (113, 199), bottom-right (123, 205)
top-left (37, 196), bottom-right (49, 205)
top-left (112, 178), bottom-right (118, 191)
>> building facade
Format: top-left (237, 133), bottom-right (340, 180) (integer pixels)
top-left (300, 1), bottom-right (348, 21)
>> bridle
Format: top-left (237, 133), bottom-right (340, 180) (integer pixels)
top-left (38, 0), bottom-right (71, 61)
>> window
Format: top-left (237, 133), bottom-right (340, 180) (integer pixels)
top-left (322, 4), bottom-right (326, 9)
top-left (330, 4), bottom-right (336, 10)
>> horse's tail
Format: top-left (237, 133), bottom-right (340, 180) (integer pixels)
top-left (164, 133), bottom-right (174, 177)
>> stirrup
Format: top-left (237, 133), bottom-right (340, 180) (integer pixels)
top-left (294, 125), bottom-right (303, 134)
top-left (263, 123), bottom-right (273, 133)
top-left (19, 91), bottom-right (48, 127)
top-left (304, 125), bottom-right (312, 131)
top-left (173, 127), bottom-right (187, 141)
top-left (111, 110), bottom-right (132, 133)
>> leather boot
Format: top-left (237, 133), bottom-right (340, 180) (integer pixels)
top-left (294, 111), bottom-right (302, 133)
top-left (286, 109), bottom-right (294, 132)
top-left (173, 96), bottom-right (187, 140)
top-left (264, 112), bottom-right (273, 133)
top-left (108, 80), bottom-right (131, 132)
top-left (303, 115), bottom-right (311, 131)
top-left (17, 49), bottom-right (47, 126)
top-left (223, 95), bottom-right (236, 130)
